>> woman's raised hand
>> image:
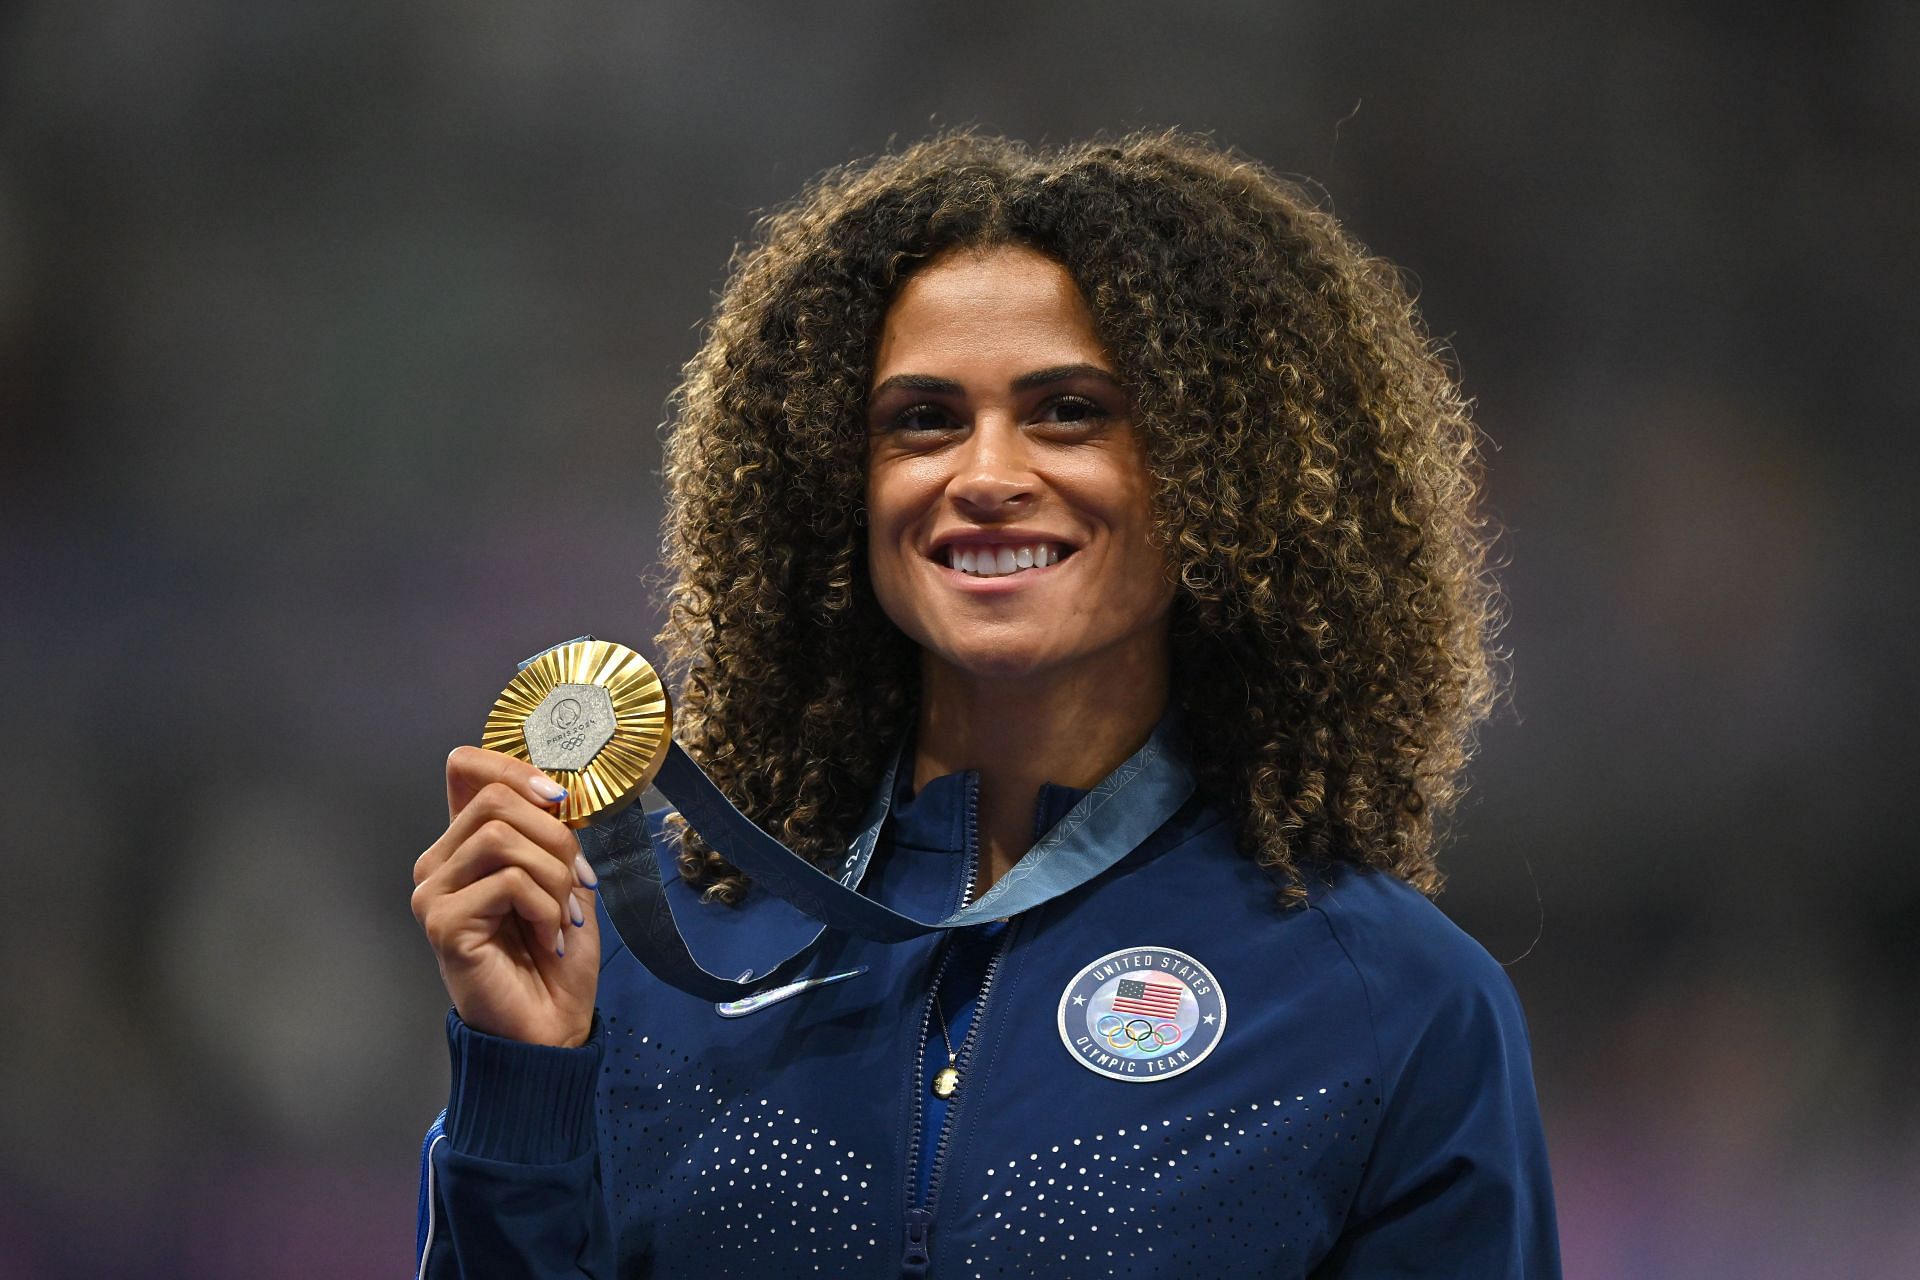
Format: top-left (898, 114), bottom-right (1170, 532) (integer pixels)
top-left (412, 746), bottom-right (601, 1047)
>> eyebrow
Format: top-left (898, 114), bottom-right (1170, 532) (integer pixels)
top-left (1014, 363), bottom-right (1123, 392)
top-left (869, 363), bottom-right (1123, 400)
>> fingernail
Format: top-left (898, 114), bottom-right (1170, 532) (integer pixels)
top-left (568, 893), bottom-right (586, 927)
top-left (529, 774), bottom-right (567, 802)
top-left (553, 927), bottom-right (567, 958)
top-left (574, 853), bottom-right (599, 889)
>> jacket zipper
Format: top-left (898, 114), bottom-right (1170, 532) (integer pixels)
top-left (902, 932), bottom-right (1021, 1274)
top-left (901, 938), bottom-right (957, 1276)
top-left (901, 773), bottom-right (1016, 1277)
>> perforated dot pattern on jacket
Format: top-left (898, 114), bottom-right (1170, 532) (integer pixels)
top-left (599, 1016), bottom-right (885, 1275)
top-left (959, 1082), bottom-right (1381, 1278)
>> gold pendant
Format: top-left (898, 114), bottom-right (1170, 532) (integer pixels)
top-left (483, 638), bottom-right (673, 828)
top-left (931, 1065), bottom-right (960, 1099)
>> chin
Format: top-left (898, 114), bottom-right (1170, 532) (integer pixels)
top-left (956, 655), bottom-right (1054, 681)
top-left (925, 638), bottom-right (1063, 684)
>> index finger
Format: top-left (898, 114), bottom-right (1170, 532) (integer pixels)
top-left (445, 745), bottom-right (569, 821)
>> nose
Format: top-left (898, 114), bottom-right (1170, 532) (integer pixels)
top-left (945, 416), bottom-right (1037, 517)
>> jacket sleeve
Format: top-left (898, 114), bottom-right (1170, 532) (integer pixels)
top-left (1315, 954), bottom-right (1561, 1278)
top-left (415, 1009), bottom-right (622, 1279)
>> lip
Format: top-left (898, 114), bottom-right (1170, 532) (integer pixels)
top-left (929, 548), bottom-right (1074, 594)
top-left (934, 557), bottom-right (1067, 593)
top-left (921, 529), bottom-right (1080, 594)
top-left (926, 528), bottom-right (1080, 559)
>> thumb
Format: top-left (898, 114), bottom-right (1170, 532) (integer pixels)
top-left (445, 745), bottom-right (569, 821)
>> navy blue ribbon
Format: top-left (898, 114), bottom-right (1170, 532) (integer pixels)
top-left (532, 642), bottom-right (1195, 1001)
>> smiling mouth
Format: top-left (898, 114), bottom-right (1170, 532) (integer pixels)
top-left (940, 542), bottom-right (1072, 578)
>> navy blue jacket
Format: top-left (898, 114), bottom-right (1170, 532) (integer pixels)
top-left (417, 764), bottom-right (1560, 1277)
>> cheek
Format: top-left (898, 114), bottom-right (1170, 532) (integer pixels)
top-left (861, 489), bottom-right (920, 634)
top-left (866, 547), bottom-right (937, 652)
top-left (863, 457), bottom-right (911, 534)
top-left (861, 474), bottom-right (893, 573)
top-left (1106, 490), bottom-right (1176, 614)
top-left (1089, 463), bottom-right (1163, 561)
top-left (864, 461), bottom-right (939, 563)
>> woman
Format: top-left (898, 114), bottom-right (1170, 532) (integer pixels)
top-left (411, 131), bottom-right (1559, 1277)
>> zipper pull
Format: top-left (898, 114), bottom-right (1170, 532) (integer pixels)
top-left (902, 1206), bottom-right (933, 1276)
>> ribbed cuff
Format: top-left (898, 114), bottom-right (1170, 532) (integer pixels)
top-left (443, 1008), bottom-right (605, 1165)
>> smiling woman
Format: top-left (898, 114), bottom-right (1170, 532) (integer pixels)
top-left (412, 131), bottom-right (1560, 1278)
top-left (866, 245), bottom-right (1178, 889)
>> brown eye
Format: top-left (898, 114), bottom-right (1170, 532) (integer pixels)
top-left (892, 404), bottom-right (953, 433)
top-left (1040, 395), bottom-right (1107, 425)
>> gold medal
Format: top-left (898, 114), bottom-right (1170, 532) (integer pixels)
top-left (482, 637), bottom-right (672, 827)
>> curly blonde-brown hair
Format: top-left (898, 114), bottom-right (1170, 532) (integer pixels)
top-left (658, 129), bottom-right (1501, 906)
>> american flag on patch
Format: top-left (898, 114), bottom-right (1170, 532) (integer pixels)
top-left (1112, 977), bottom-right (1184, 1019)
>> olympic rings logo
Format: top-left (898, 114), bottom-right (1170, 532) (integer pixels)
top-left (1094, 1013), bottom-right (1182, 1050)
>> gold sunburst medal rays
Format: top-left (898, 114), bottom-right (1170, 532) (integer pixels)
top-left (482, 638), bottom-right (672, 827)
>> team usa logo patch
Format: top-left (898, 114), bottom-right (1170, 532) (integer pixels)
top-left (1057, 946), bottom-right (1226, 1083)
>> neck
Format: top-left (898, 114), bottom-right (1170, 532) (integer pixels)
top-left (912, 640), bottom-right (1171, 896)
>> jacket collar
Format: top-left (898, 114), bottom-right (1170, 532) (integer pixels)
top-left (885, 706), bottom-right (1192, 856)
top-left (888, 765), bottom-right (1096, 855)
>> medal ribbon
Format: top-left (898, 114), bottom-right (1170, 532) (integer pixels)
top-left (576, 718), bottom-right (1195, 1002)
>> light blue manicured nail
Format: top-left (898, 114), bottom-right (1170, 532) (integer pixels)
top-left (574, 853), bottom-right (598, 889)
top-left (568, 893), bottom-right (586, 927)
top-left (529, 774), bottom-right (567, 802)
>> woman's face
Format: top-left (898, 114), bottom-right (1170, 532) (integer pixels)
top-left (865, 243), bottom-right (1175, 686)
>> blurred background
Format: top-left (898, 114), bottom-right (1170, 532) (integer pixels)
top-left (3, 1), bottom-right (1916, 1275)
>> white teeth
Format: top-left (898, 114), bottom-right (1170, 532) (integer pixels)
top-left (944, 543), bottom-right (1067, 577)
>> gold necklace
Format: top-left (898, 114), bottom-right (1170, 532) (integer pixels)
top-left (930, 994), bottom-right (961, 1099)
top-left (931, 851), bottom-right (1001, 1100)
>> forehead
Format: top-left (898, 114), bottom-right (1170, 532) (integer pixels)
top-left (870, 244), bottom-right (1110, 383)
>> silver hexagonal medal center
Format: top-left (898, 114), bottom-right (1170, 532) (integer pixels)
top-left (523, 682), bottom-right (617, 773)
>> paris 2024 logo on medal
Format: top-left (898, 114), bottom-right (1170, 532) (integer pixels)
top-left (1057, 946), bottom-right (1225, 1083)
